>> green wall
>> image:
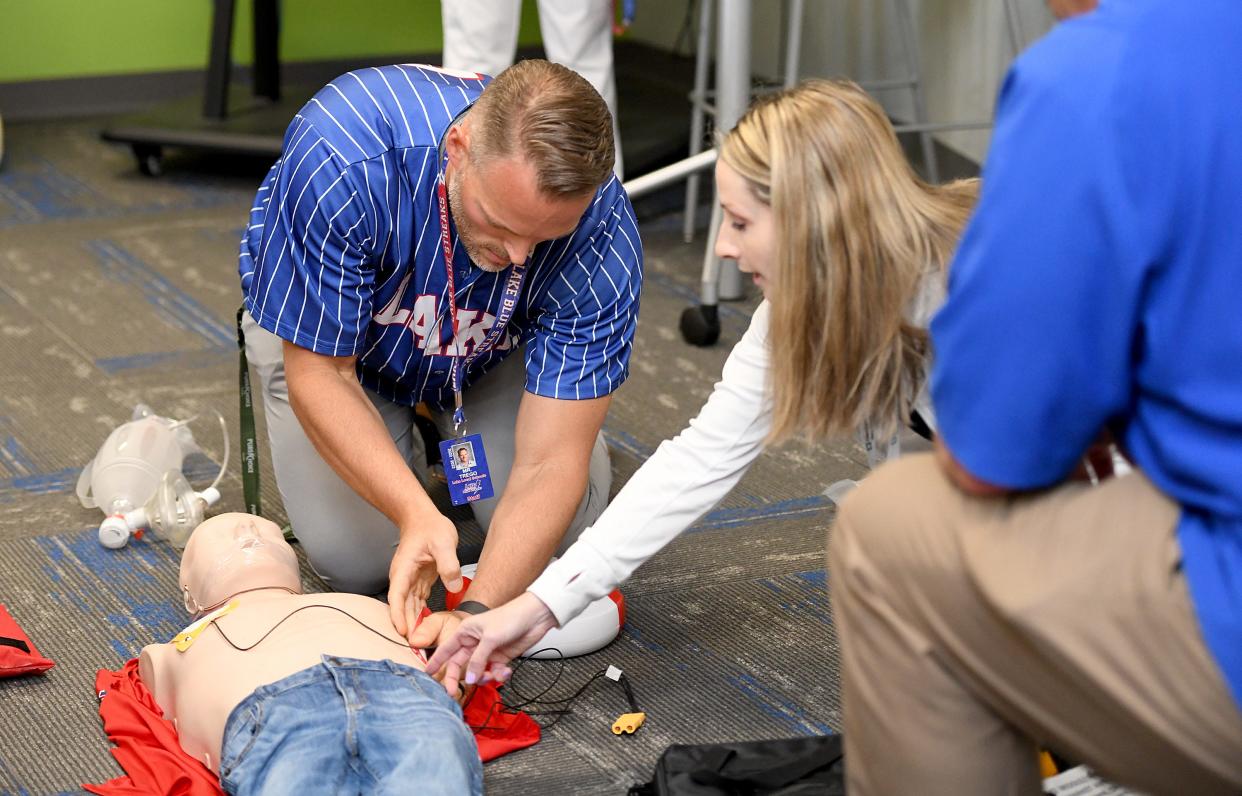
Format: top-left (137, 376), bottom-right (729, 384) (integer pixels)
top-left (0, 0), bottom-right (543, 83)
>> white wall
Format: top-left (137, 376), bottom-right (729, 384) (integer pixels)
top-left (627, 0), bottom-right (1059, 164)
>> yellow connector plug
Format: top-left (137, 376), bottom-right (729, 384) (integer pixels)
top-left (612, 712), bottom-right (646, 735)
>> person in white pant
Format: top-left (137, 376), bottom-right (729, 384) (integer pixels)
top-left (441, 0), bottom-right (623, 177)
top-left (424, 79), bottom-right (979, 689)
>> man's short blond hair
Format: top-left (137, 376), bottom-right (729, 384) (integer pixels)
top-left (470, 59), bottom-right (615, 198)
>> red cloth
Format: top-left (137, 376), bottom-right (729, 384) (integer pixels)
top-left (86, 659), bottom-right (540, 795)
top-left (415, 604), bottom-right (541, 758)
top-left (0, 603), bottom-right (55, 678)
top-left (464, 681), bottom-right (542, 760)
top-left (84, 659), bottom-right (222, 796)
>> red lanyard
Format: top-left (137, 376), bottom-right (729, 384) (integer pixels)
top-left (435, 171), bottom-right (530, 434)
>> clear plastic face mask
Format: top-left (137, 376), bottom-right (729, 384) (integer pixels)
top-left (182, 520), bottom-right (298, 615)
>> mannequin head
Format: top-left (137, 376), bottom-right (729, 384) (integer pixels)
top-left (179, 513), bottom-right (301, 616)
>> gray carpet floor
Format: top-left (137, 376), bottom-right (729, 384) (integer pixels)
top-left (0, 116), bottom-right (870, 795)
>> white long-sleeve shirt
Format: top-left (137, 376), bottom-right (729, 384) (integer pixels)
top-left (529, 284), bottom-right (941, 625)
top-left (528, 303), bottom-right (776, 624)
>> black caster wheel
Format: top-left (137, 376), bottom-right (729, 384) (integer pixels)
top-left (680, 303), bottom-right (721, 347)
top-left (134, 145), bottom-right (163, 177)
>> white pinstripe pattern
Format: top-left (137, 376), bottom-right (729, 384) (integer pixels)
top-left (239, 65), bottom-right (642, 408)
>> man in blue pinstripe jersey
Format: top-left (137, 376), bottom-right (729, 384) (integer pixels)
top-left (238, 59), bottom-right (642, 647)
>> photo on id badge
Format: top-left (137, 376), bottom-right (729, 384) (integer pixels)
top-left (439, 434), bottom-right (494, 505)
top-left (451, 442), bottom-right (476, 470)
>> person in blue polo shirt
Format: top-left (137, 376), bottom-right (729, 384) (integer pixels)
top-left (239, 59), bottom-right (641, 647)
top-left (829, 1), bottom-right (1242, 793)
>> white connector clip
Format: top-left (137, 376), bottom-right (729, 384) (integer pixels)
top-left (605, 664), bottom-right (623, 682)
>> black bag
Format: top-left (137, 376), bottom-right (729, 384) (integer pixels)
top-left (629, 734), bottom-right (845, 796)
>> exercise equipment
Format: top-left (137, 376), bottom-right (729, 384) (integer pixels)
top-left (624, 0), bottom-right (1031, 347)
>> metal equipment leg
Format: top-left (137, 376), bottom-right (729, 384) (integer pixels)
top-left (679, 0), bottom-right (751, 344)
top-left (783, 0), bottom-right (805, 89)
top-left (105, 0), bottom-right (287, 176)
top-left (683, 0), bottom-right (800, 245)
top-left (203, 0), bottom-right (279, 121)
top-left (708, 0), bottom-right (748, 303)
top-left (679, 201), bottom-right (725, 345)
top-left (203, 0), bottom-right (237, 121)
top-left (1003, 0), bottom-right (1025, 55)
top-left (893, 0), bottom-right (938, 183)
top-left (253, 0), bottom-right (281, 103)
top-left (682, 0), bottom-right (715, 244)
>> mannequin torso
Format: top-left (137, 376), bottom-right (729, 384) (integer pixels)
top-left (141, 589), bottom-right (426, 772)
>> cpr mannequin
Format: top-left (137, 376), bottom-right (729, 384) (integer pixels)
top-left (139, 513), bottom-right (482, 795)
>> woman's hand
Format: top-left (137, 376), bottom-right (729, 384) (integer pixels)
top-left (425, 592), bottom-right (559, 695)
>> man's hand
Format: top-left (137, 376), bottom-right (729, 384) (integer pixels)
top-left (409, 609), bottom-right (467, 650)
top-left (425, 592), bottom-right (559, 695)
top-left (387, 512), bottom-right (463, 641)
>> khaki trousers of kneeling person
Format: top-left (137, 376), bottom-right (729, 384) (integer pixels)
top-left (828, 453), bottom-right (1242, 795)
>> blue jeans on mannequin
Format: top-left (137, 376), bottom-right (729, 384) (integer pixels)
top-left (218, 656), bottom-right (482, 795)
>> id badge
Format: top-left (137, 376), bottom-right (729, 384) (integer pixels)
top-left (439, 433), bottom-right (495, 506)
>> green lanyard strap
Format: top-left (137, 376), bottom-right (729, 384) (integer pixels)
top-left (236, 307), bottom-right (262, 517)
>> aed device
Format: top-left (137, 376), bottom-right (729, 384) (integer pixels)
top-left (448, 564), bottom-right (624, 658)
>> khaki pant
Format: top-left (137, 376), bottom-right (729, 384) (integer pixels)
top-left (829, 453), bottom-right (1242, 795)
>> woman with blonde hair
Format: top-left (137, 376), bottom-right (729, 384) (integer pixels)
top-left (427, 79), bottom-right (979, 686)
top-left (723, 79), bottom-right (975, 456)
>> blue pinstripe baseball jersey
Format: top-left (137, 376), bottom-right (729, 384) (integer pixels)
top-left (239, 64), bottom-right (643, 409)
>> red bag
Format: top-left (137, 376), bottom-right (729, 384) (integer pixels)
top-left (0, 603), bottom-right (55, 677)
